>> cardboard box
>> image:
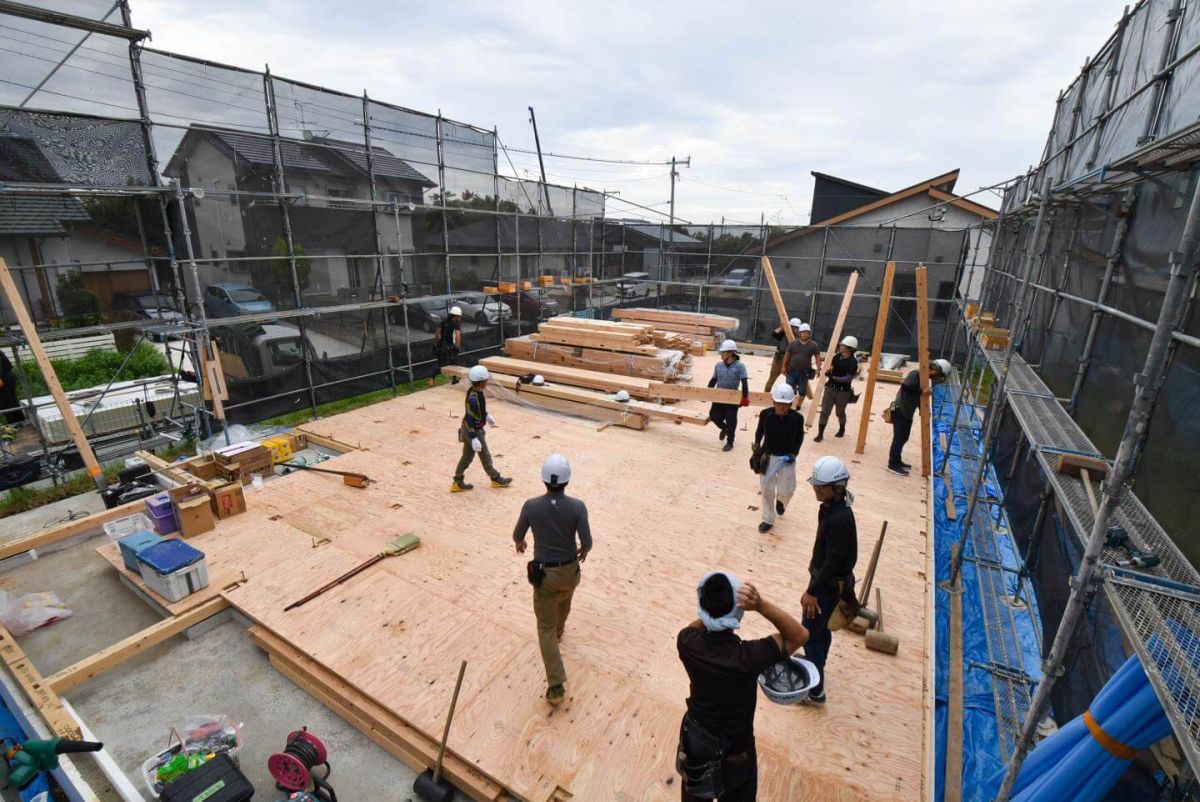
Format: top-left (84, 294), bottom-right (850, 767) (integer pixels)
top-left (209, 482), bottom-right (246, 519)
top-left (185, 455), bottom-right (221, 481)
top-left (176, 496), bottom-right (215, 537)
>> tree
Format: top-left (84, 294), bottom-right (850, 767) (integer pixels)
top-left (269, 236), bottom-right (312, 302)
top-left (54, 270), bottom-right (103, 328)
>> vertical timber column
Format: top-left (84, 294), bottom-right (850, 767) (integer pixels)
top-left (855, 260), bottom-right (896, 454)
top-left (915, 263), bottom-right (932, 477)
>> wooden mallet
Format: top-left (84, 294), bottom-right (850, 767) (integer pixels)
top-left (847, 521), bottom-right (887, 634)
top-left (1055, 454), bottom-right (1109, 516)
top-left (865, 588), bottom-right (899, 655)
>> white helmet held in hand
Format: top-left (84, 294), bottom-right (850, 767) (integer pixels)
top-left (532, 374), bottom-right (546, 386)
top-left (788, 317), bottom-right (803, 329)
top-left (840, 335), bottom-right (858, 350)
top-left (614, 389), bottom-right (631, 402)
top-left (808, 455), bottom-right (851, 486)
top-left (468, 365), bottom-right (490, 383)
top-left (449, 305), bottom-right (463, 316)
top-left (771, 384), bottom-right (796, 404)
top-left (718, 339), bottom-right (738, 353)
top-left (933, 358), bottom-right (952, 376)
top-left (541, 453), bottom-right (571, 486)
top-left (798, 323), bottom-right (812, 333)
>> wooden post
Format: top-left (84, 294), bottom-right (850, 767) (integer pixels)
top-left (854, 261), bottom-right (896, 454)
top-left (759, 256), bottom-right (794, 343)
top-left (916, 263), bottom-right (932, 477)
top-left (945, 549), bottom-right (965, 802)
top-left (805, 271), bottom-right (858, 427)
top-left (0, 258), bottom-right (106, 490)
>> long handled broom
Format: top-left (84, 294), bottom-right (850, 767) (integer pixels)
top-left (283, 532), bottom-right (420, 612)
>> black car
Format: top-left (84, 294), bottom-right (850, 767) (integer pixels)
top-left (391, 297), bottom-right (455, 332)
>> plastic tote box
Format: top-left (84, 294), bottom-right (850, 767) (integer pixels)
top-left (136, 540), bottom-right (209, 603)
top-left (145, 493), bottom-right (178, 535)
top-left (159, 752), bottom-right (252, 802)
top-left (116, 530), bottom-right (164, 572)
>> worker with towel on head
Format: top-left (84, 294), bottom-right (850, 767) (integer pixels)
top-left (514, 454), bottom-right (591, 706)
top-left (800, 456), bottom-right (858, 705)
top-left (450, 365), bottom-right (512, 492)
top-left (782, 322), bottom-right (822, 402)
top-left (676, 572), bottom-right (807, 801)
top-left (763, 318), bottom-right (802, 392)
top-left (752, 384), bottom-right (805, 534)
top-left (707, 340), bottom-right (750, 452)
top-left (813, 336), bottom-right (860, 443)
top-left (887, 358), bottom-right (951, 476)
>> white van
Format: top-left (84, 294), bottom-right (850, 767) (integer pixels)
top-left (615, 272), bottom-right (652, 299)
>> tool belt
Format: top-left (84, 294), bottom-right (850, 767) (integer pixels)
top-left (676, 715), bottom-right (727, 798)
top-left (526, 560), bottom-right (546, 588)
top-left (828, 573), bottom-right (859, 632)
top-left (749, 445), bottom-right (769, 475)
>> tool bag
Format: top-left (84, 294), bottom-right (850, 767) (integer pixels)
top-left (749, 445), bottom-right (769, 475)
top-left (676, 715), bottom-right (726, 798)
top-left (882, 402), bottom-right (896, 423)
top-left (827, 574), bottom-right (859, 632)
top-left (526, 560), bottom-right (546, 588)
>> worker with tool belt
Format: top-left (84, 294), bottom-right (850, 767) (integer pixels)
top-left (763, 317), bottom-right (802, 392)
top-left (676, 572), bottom-right (807, 801)
top-left (886, 358), bottom-right (950, 476)
top-left (451, 365), bottom-right (512, 492)
top-left (708, 340), bottom-right (750, 452)
top-left (813, 335), bottom-right (860, 443)
top-left (433, 305), bottom-right (464, 384)
top-left (513, 454), bottom-right (591, 706)
top-left (800, 456), bottom-right (858, 704)
top-left (752, 384), bottom-right (804, 534)
top-left (782, 322), bottom-right (822, 402)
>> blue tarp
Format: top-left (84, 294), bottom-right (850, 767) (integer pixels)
top-left (0, 697), bottom-right (51, 801)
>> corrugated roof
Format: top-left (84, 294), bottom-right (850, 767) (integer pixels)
top-left (0, 135), bottom-right (62, 182)
top-left (623, 223), bottom-right (703, 246)
top-left (0, 194), bottom-right (90, 237)
top-left (312, 138), bottom-right (435, 186)
top-left (209, 130), bottom-right (330, 173)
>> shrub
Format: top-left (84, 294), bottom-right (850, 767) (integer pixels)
top-left (18, 342), bottom-right (172, 396)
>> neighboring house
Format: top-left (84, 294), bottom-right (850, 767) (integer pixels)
top-left (442, 217), bottom-right (574, 291)
top-left (0, 135), bottom-right (151, 324)
top-left (601, 219), bottom-right (705, 282)
top-left (163, 126), bottom-right (435, 302)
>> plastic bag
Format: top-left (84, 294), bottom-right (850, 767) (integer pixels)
top-left (180, 714), bottom-right (241, 755)
top-left (0, 590), bottom-right (72, 636)
top-left (198, 424), bottom-right (285, 455)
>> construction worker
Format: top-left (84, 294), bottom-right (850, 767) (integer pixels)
top-left (813, 335), bottom-right (859, 443)
top-left (433, 305), bottom-right (464, 384)
top-left (708, 339), bottom-right (750, 452)
top-left (801, 455), bottom-right (858, 704)
top-left (513, 454), bottom-right (591, 706)
top-left (676, 573), bottom-right (807, 801)
top-left (451, 365), bottom-right (512, 492)
top-left (753, 384), bottom-right (804, 534)
top-left (887, 358), bottom-right (951, 476)
top-left (782, 323), bottom-right (822, 401)
top-left (763, 317), bottom-right (802, 392)
top-left (0, 351), bottom-right (22, 425)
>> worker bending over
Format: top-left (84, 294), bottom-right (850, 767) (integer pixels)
top-left (433, 304), bottom-right (463, 385)
top-left (763, 317), bottom-right (802, 392)
top-left (887, 358), bottom-right (950, 476)
top-left (813, 336), bottom-right (859, 443)
top-left (451, 365), bottom-right (512, 492)
top-left (708, 340), bottom-right (750, 452)
top-left (677, 573), bottom-right (807, 801)
top-left (801, 456), bottom-right (858, 704)
top-left (783, 323), bottom-right (822, 402)
top-left (513, 454), bottom-right (591, 706)
top-left (753, 384), bottom-right (804, 534)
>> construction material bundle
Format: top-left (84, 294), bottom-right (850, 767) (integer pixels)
top-left (505, 317), bottom-right (693, 381)
top-left (611, 308), bottom-right (739, 339)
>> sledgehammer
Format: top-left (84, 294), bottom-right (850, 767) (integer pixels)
top-left (865, 589), bottom-right (899, 655)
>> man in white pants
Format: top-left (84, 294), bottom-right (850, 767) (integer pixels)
top-left (753, 384), bottom-right (805, 533)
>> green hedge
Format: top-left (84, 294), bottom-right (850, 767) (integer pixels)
top-left (19, 343), bottom-right (172, 396)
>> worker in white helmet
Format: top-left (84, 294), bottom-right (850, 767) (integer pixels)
top-left (800, 455), bottom-right (858, 705)
top-left (763, 317), bottom-right (803, 392)
top-left (513, 454), bottom-right (591, 706)
top-left (814, 335), bottom-right (861, 443)
top-left (432, 304), bottom-right (464, 385)
top-left (887, 358), bottom-right (951, 476)
top-left (707, 340), bottom-right (750, 452)
top-left (451, 365), bottom-right (512, 492)
top-left (783, 322), bottom-right (823, 403)
top-left (752, 383), bottom-right (805, 533)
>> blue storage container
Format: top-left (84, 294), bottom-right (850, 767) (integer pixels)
top-left (117, 530), bottom-right (164, 572)
top-left (136, 540), bottom-right (204, 574)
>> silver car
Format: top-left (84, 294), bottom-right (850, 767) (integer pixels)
top-left (454, 293), bottom-right (513, 326)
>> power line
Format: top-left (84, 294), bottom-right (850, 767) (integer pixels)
top-left (503, 145), bottom-right (673, 166)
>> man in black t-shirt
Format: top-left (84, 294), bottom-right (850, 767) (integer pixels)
top-left (887, 358), bottom-right (950, 476)
top-left (432, 305), bottom-right (463, 384)
top-left (676, 573), bottom-right (807, 801)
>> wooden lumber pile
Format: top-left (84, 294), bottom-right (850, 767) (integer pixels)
top-left (611, 308), bottom-right (739, 336)
top-left (505, 336), bottom-right (689, 381)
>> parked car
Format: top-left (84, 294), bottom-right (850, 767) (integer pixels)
top-left (500, 289), bottom-right (559, 321)
top-left (454, 293), bottom-right (513, 326)
top-left (615, 271), bottom-right (652, 299)
top-left (111, 291), bottom-right (186, 339)
top-left (210, 323), bottom-right (315, 380)
top-left (392, 297), bottom-right (453, 332)
top-left (722, 268), bottom-right (754, 288)
top-left (203, 283), bottom-right (275, 318)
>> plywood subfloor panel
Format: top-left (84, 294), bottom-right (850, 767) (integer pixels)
top-left (99, 354), bottom-right (929, 801)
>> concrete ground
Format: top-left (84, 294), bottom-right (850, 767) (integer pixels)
top-left (0, 505), bottom-right (464, 800)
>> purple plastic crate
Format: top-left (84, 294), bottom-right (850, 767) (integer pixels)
top-left (147, 507), bottom-right (177, 535)
top-left (145, 493), bottom-right (173, 517)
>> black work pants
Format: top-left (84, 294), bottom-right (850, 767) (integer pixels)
top-left (708, 403), bottom-right (740, 444)
top-left (680, 746), bottom-right (757, 802)
top-left (802, 584), bottom-right (840, 696)
top-left (889, 411), bottom-right (913, 468)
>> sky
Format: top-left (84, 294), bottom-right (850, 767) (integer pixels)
top-left (10, 0), bottom-right (1130, 225)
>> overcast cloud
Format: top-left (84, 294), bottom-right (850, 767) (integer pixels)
top-left (20, 1), bottom-right (1131, 224)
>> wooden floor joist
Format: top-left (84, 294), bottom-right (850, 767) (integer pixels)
top-left (643, 381), bottom-right (775, 407)
top-left (479, 356), bottom-right (656, 395)
top-left (611, 307), bottom-right (738, 330)
top-left (0, 496), bottom-right (152, 562)
top-left (0, 626), bottom-right (80, 738)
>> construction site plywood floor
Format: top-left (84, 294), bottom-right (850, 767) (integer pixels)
top-left (99, 354), bottom-right (932, 801)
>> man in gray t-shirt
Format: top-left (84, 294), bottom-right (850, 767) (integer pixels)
top-left (513, 454), bottom-right (591, 706)
top-left (783, 323), bottom-right (823, 401)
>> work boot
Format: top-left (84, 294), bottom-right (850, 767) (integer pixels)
top-left (776, 500), bottom-right (786, 516)
top-left (722, 441), bottom-right (734, 452)
top-left (491, 476), bottom-right (513, 488)
top-left (887, 465), bottom-right (910, 477)
top-left (546, 684), bottom-right (565, 706)
top-left (803, 689), bottom-right (826, 705)
top-left (758, 522), bottom-right (772, 534)
top-left (835, 423), bottom-right (846, 438)
top-left (813, 425), bottom-right (826, 443)
top-left (718, 425), bottom-right (727, 441)
top-left (900, 460), bottom-right (913, 469)
top-left (450, 479), bottom-right (473, 492)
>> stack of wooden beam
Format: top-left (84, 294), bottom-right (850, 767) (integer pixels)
top-left (503, 316), bottom-right (693, 381)
top-left (611, 308), bottom-right (739, 338)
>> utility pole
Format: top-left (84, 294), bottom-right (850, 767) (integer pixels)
top-left (666, 156), bottom-right (690, 282)
top-left (528, 106), bottom-right (553, 217)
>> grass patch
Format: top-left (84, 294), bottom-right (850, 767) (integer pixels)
top-left (19, 343), bottom-right (172, 396)
top-left (259, 375), bottom-right (450, 429)
top-left (964, 365), bottom-right (996, 407)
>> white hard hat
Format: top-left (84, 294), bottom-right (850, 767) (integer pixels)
top-left (788, 317), bottom-right (803, 329)
top-left (758, 655), bottom-right (821, 705)
top-left (718, 339), bottom-right (738, 353)
top-left (541, 453), bottom-right (571, 486)
top-left (449, 306), bottom-right (463, 316)
top-left (840, 335), bottom-right (858, 350)
top-left (532, 374), bottom-right (546, 386)
top-left (933, 358), bottom-right (952, 376)
top-left (614, 389), bottom-right (631, 402)
top-left (798, 323), bottom-right (812, 333)
top-left (468, 365), bottom-right (490, 383)
top-left (808, 455), bottom-right (851, 486)
top-left (771, 384), bottom-right (796, 404)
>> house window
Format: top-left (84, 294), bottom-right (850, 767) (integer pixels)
top-left (228, 249), bottom-right (246, 272)
top-left (328, 187), bottom-right (353, 209)
top-left (348, 258), bottom-right (362, 290)
top-left (386, 191), bottom-right (408, 206)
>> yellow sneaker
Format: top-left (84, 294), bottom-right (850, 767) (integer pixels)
top-left (491, 476), bottom-right (512, 488)
top-left (450, 480), bottom-right (473, 492)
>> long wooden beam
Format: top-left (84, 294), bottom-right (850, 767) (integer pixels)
top-left (644, 381), bottom-right (775, 407)
top-left (0, 258), bottom-right (107, 490)
top-left (47, 598), bottom-right (231, 695)
top-left (0, 625), bottom-right (80, 737)
top-left (916, 264), bottom-right (932, 477)
top-left (759, 256), bottom-right (795, 344)
top-left (0, 496), bottom-right (152, 562)
top-left (855, 261), bottom-right (896, 455)
top-left (804, 271), bottom-right (859, 427)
